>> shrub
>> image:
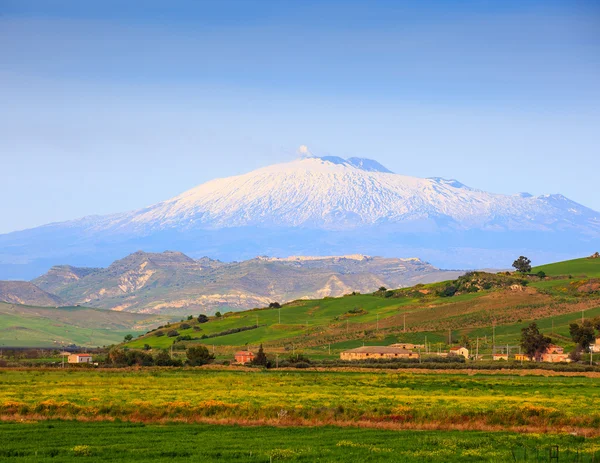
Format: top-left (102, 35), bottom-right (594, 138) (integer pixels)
top-left (180, 323), bottom-right (191, 330)
top-left (295, 362), bottom-right (310, 369)
top-left (155, 331), bottom-right (165, 337)
top-left (269, 302), bottom-right (281, 309)
top-left (167, 330), bottom-right (179, 337)
top-left (197, 314), bottom-right (209, 324)
top-left (186, 346), bottom-right (215, 366)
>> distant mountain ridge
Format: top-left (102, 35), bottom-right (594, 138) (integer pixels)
top-left (31, 251), bottom-right (463, 315)
top-left (1, 155), bottom-right (598, 278)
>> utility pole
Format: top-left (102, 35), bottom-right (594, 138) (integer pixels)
top-left (476, 337), bottom-right (479, 361)
top-left (448, 328), bottom-right (451, 346)
top-left (582, 309), bottom-right (585, 324)
top-left (279, 307), bottom-right (281, 324)
top-left (552, 319), bottom-right (554, 335)
top-left (425, 336), bottom-right (427, 354)
top-left (276, 354), bottom-right (279, 368)
top-left (403, 313), bottom-right (406, 332)
top-left (492, 322), bottom-right (496, 353)
top-left (256, 315), bottom-right (259, 328)
top-left (376, 314), bottom-right (379, 331)
top-left (346, 319), bottom-right (349, 334)
top-left (328, 344), bottom-right (331, 356)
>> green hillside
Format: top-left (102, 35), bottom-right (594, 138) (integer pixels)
top-left (0, 302), bottom-right (168, 348)
top-left (533, 254), bottom-right (600, 277)
top-left (125, 260), bottom-right (600, 358)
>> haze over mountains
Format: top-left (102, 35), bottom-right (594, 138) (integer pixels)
top-left (1, 155), bottom-right (598, 279)
top-left (26, 251), bottom-right (461, 316)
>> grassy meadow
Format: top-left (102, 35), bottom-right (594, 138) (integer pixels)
top-left (2, 368), bottom-right (600, 434)
top-left (1, 421), bottom-right (599, 462)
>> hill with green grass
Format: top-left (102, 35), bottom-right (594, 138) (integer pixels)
top-left (0, 302), bottom-right (168, 348)
top-left (124, 256), bottom-right (600, 359)
top-left (533, 253), bottom-right (600, 278)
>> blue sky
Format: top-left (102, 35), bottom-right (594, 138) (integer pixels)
top-left (1, 0), bottom-right (599, 233)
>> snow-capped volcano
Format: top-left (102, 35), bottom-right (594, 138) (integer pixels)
top-left (92, 156), bottom-right (598, 233)
top-left (1, 155), bottom-right (599, 278)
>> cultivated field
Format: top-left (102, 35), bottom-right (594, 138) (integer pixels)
top-left (2, 368), bottom-right (600, 433)
top-left (2, 368), bottom-right (600, 461)
top-left (1, 421), bottom-right (598, 462)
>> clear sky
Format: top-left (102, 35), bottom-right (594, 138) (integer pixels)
top-left (1, 0), bottom-right (599, 234)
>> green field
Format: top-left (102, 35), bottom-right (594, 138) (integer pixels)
top-left (0, 302), bottom-right (168, 347)
top-left (533, 256), bottom-right (600, 278)
top-left (2, 368), bottom-right (600, 433)
top-left (1, 421), bottom-right (597, 462)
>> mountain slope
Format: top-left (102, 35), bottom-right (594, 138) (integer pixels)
top-left (0, 281), bottom-right (64, 306)
top-left (2, 156), bottom-right (599, 278)
top-left (33, 251), bottom-right (463, 315)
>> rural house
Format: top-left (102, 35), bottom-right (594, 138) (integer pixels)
top-left (449, 346), bottom-right (469, 359)
top-left (493, 353), bottom-right (508, 361)
top-left (514, 353), bottom-right (530, 361)
top-left (541, 345), bottom-right (570, 363)
top-left (234, 350), bottom-right (255, 364)
top-left (591, 338), bottom-right (600, 353)
top-left (68, 353), bottom-right (92, 364)
top-left (340, 346), bottom-right (419, 361)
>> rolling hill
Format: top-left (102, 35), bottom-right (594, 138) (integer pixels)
top-left (2, 156), bottom-right (599, 279)
top-left (0, 302), bottom-right (168, 348)
top-left (125, 255), bottom-right (600, 358)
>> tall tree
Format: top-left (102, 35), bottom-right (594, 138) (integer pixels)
top-left (512, 256), bottom-right (532, 273)
top-left (252, 344), bottom-right (269, 367)
top-left (520, 322), bottom-right (551, 361)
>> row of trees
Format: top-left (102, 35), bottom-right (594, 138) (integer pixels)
top-left (108, 346), bottom-right (215, 367)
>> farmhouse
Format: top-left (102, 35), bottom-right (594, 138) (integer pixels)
top-left (514, 353), bottom-right (530, 361)
top-left (591, 338), bottom-right (600, 353)
top-left (234, 350), bottom-right (255, 364)
top-left (493, 353), bottom-right (508, 361)
top-left (340, 346), bottom-right (419, 361)
top-left (68, 353), bottom-right (92, 364)
top-left (541, 345), bottom-right (570, 363)
top-left (449, 346), bottom-right (469, 359)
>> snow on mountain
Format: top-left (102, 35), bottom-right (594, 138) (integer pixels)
top-left (1, 155), bottom-right (599, 279)
top-left (83, 156), bottom-right (599, 234)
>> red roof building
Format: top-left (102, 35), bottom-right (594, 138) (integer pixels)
top-left (234, 351), bottom-right (254, 364)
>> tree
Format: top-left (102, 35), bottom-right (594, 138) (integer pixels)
top-left (268, 302), bottom-right (281, 309)
top-left (378, 287), bottom-right (387, 292)
top-left (512, 256), bottom-right (532, 273)
top-left (187, 315), bottom-right (193, 321)
top-left (197, 314), bottom-right (209, 324)
top-left (154, 349), bottom-right (181, 367)
top-left (520, 322), bottom-right (551, 361)
top-left (459, 335), bottom-right (472, 350)
top-left (569, 321), bottom-right (595, 350)
top-left (123, 334), bottom-right (133, 342)
top-left (186, 346), bottom-right (214, 366)
top-left (536, 271), bottom-right (546, 279)
top-left (215, 311), bottom-right (222, 318)
top-left (251, 344), bottom-right (269, 367)
top-left (143, 344), bottom-right (151, 351)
